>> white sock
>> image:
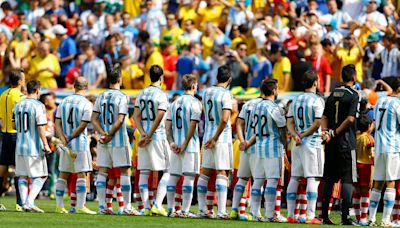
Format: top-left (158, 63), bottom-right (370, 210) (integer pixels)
top-left (76, 178), bottom-right (87, 209)
top-left (232, 178), bottom-right (247, 211)
top-left (155, 173), bottom-right (170, 208)
top-left (383, 188), bottom-right (396, 222)
top-left (369, 188), bottom-right (382, 222)
top-left (167, 175), bottom-right (180, 212)
top-left (306, 178), bottom-right (320, 220)
top-left (216, 174), bottom-right (228, 215)
top-left (197, 174), bottom-right (209, 212)
top-left (182, 175), bottom-right (195, 213)
top-left (264, 179), bottom-right (278, 219)
top-left (120, 174), bottom-right (131, 210)
top-left (96, 172), bottom-right (107, 209)
top-left (27, 177), bottom-right (46, 207)
top-left (139, 171), bottom-right (150, 209)
top-left (286, 178), bottom-right (299, 218)
top-left (250, 178), bottom-right (264, 217)
top-left (18, 178), bottom-right (28, 206)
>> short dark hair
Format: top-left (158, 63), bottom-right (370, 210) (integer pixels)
top-left (39, 93), bottom-right (52, 104)
top-left (182, 74), bottom-right (197, 91)
top-left (260, 79), bottom-right (278, 96)
top-left (303, 70), bottom-right (318, 89)
top-left (1, 1), bottom-right (11, 10)
top-left (357, 115), bottom-right (372, 133)
top-left (9, 69), bottom-right (24, 87)
top-left (74, 77), bottom-right (88, 90)
top-left (341, 64), bottom-right (356, 83)
top-left (390, 77), bottom-right (400, 92)
top-left (150, 65), bottom-right (163, 82)
top-left (383, 34), bottom-right (396, 43)
top-left (26, 80), bottom-right (41, 94)
top-left (320, 38), bottom-right (332, 47)
top-left (107, 65), bottom-right (121, 84)
top-left (235, 41), bottom-right (247, 50)
top-left (217, 65), bottom-right (232, 83)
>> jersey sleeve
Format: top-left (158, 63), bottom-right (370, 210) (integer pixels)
top-left (238, 103), bottom-right (247, 120)
top-left (166, 106), bottom-right (172, 121)
top-left (313, 97), bottom-right (325, 119)
top-left (36, 104), bottom-right (48, 126)
top-left (286, 102), bottom-right (294, 118)
top-left (158, 92), bottom-right (169, 111)
top-left (134, 91), bottom-right (142, 108)
top-left (55, 105), bottom-right (62, 119)
top-left (93, 96), bottom-right (101, 113)
top-left (272, 106), bottom-right (286, 128)
top-left (222, 90), bottom-right (233, 110)
top-left (191, 101), bottom-right (202, 122)
top-left (82, 101), bottom-right (93, 122)
top-left (118, 95), bottom-right (129, 115)
top-left (348, 92), bottom-right (360, 118)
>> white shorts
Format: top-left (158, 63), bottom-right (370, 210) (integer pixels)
top-left (237, 152), bottom-right (260, 178)
top-left (97, 144), bottom-right (131, 168)
top-left (202, 143), bottom-right (233, 171)
top-left (58, 147), bottom-right (93, 173)
top-left (170, 152), bottom-right (200, 176)
top-left (291, 145), bottom-right (324, 178)
top-left (374, 153), bottom-right (400, 181)
top-left (16, 155), bottom-right (48, 178)
top-left (138, 140), bottom-right (170, 171)
top-left (254, 157), bottom-right (283, 179)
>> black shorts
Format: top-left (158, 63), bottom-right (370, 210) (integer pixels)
top-left (0, 132), bottom-right (17, 166)
top-left (323, 140), bottom-right (357, 184)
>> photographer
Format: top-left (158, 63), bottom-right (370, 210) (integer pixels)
top-left (225, 42), bottom-right (251, 88)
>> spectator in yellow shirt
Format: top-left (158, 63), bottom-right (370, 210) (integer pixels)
top-left (335, 35), bottom-right (364, 83)
top-left (161, 13), bottom-right (183, 46)
top-left (178, 0), bottom-right (200, 27)
top-left (270, 42), bottom-right (292, 91)
top-left (197, 0), bottom-right (226, 29)
top-left (144, 41), bottom-right (164, 87)
top-left (28, 41), bottom-right (60, 88)
top-left (10, 24), bottom-right (34, 60)
top-left (120, 55), bottom-right (144, 90)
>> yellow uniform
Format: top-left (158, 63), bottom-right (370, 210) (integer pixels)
top-left (144, 51), bottom-right (164, 87)
top-left (272, 56), bottom-right (292, 91)
top-left (178, 6), bottom-right (199, 27)
top-left (0, 88), bottom-right (25, 133)
top-left (11, 39), bottom-right (33, 59)
top-left (29, 54), bottom-right (60, 88)
top-left (121, 64), bottom-right (144, 89)
top-left (198, 5), bottom-right (225, 29)
top-left (161, 26), bottom-right (184, 45)
top-left (123, 0), bottom-right (141, 18)
top-left (337, 47), bottom-right (363, 82)
top-left (200, 35), bottom-right (214, 59)
top-left (233, 139), bottom-right (240, 170)
top-left (356, 132), bottom-right (374, 165)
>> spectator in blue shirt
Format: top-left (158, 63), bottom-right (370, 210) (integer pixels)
top-left (248, 48), bottom-right (272, 88)
top-left (176, 45), bottom-right (195, 89)
top-left (54, 24), bottom-right (77, 88)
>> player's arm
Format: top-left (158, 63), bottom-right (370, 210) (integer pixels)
top-left (133, 107), bottom-right (146, 135)
top-left (55, 118), bottom-right (68, 145)
top-left (236, 117), bottom-right (245, 143)
top-left (91, 112), bottom-right (106, 135)
top-left (181, 120), bottom-right (198, 153)
top-left (107, 114), bottom-right (125, 137)
top-left (37, 105), bottom-right (50, 153)
top-left (165, 119), bottom-right (174, 145)
top-left (300, 118), bottom-right (321, 138)
top-left (38, 125), bottom-right (51, 153)
top-left (206, 109), bottom-right (231, 146)
top-left (287, 117), bottom-right (301, 145)
top-left (147, 110), bottom-right (166, 139)
top-left (279, 127), bottom-right (288, 151)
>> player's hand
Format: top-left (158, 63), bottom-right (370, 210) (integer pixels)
top-left (138, 133), bottom-right (148, 147)
top-left (60, 135), bottom-right (68, 146)
top-left (205, 139), bottom-right (216, 150)
top-left (142, 137), bottom-right (152, 147)
top-left (179, 143), bottom-right (188, 154)
top-left (321, 129), bottom-right (335, 143)
top-left (294, 134), bottom-right (302, 146)
top-left (99, 132), bottom-right (110, 144)
top-left (170, 142), bottom-right (179, 154)
top-left (43, 144), bottom-right (51, 155)
top-left (239, 141), bottom-right (248, 151)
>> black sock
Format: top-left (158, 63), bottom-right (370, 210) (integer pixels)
top-left (322, 180), bottom-right (334, 219)
top-left (14, 176), bottom-right (22, 206)
top-left (341, 183), bottom-right (353, 221)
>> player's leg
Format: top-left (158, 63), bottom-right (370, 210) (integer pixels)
top-left (352, 187), bottom-right (361, 223)
top-left (380, 153), bottom-right (399, 226)
top-left (27, 176), bottom-right (48, 212)
top-left (264, 178), bottom-right (278, 221)
top-left (95, 144), bottom-right (112, 213)
top-left (139, 169), bottom-right (151, 212)
top-left (166, 173), bottom-right (180, 216)
top-left (305, 178), bottom-right (320, 223)
top-left (106, 177), bottom-right (115, 212)
top-left (18, 176), bottom-right (29, 208)
top-left (287, 176), bottom-right (300, 222)
top-left (393, 182), bottom-right (400, 225)
top-left (181, 175), bottom-right (195, 217)
top-left (55, 172), bottom-right (70, 213)
top-left (214, 143), bottom-right (232, 219)
top-left (115, 177), bottom-right (125, 214)
top-left (368, 153), bottom-right (388, 225)
top-left (25, 154), bottom-right (48, 212)
top-left (198, 143), bottom-right (216, 216)
top-left (231, 151), bottom-right (251, 219)
top-left (119, 167), bottom-right (134, 214)
top-left (250, 178), bottom-right (264, 220)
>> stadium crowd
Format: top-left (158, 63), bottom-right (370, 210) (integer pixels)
top-left (1, 0), bottom-right (400, 226)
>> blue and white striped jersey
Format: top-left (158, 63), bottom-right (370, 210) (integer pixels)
top-left (166, 94), bottom-right (202, 153)
top-left (238, 97), bottom-right (262, 154)
top-left (93, 89), bottom-right (129, 147)
top-left (13, 98), bottom-right (47, 156)
top-left (202, 86), bottom-right (233, 144)
top-left (287, 92), bottom-right (325, 147)
top-left (56, 94), bottom-right (93, 152)
top-left (380, 48), bottom-right (400, 78)
top-left (135, 86), bottom-right (169, 140)
top-left (81, 58), bottom-right (106, 85)
top-left (253, 99), bottom-right (286, 158)
top-left (374, 96), bottom-right (400, 154)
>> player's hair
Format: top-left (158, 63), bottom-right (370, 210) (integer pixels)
top-left (341, 64), bottom-right (356, 83)
top-left (107, 64), bottom-right (121, 84)
top-left (39, 93), bottom-right (52, 104)
top-left (383, 34), bottom-right (396, 43)
top-left (217, 65), bottom-right (232, 83)
top-left (182, 74), bottom-right (197, 91)
top-left (26, 80), bottom-right (41, 94)
top-left (357, 115), bottom-right (372, 133)
top-left (9, 69), bottom-right (24, 87)
top-left (260, 79), bottom-right (278, 96)
top-left (150, 65), bottom-right (164, 82)
top-left (303, 70), bottom-right (318, 89)
top-left (74, 77), bottom-right (88, 90)
top-left (390, 77), bottom-right (400, 92)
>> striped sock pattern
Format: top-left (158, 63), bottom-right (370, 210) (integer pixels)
top-left (106, 184), bottom-right (114, 210)
top-left (116, 184), bottom-right (124, 211)
top-left (360, 192), bottom-right (370, 222)
top-left (353, 192), bottom-right (361, 221)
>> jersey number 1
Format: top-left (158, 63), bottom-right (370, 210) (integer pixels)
top-left (17, 111), bottom-right (29, 133)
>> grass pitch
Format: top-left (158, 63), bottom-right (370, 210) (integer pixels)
top-left (0, 196), bottom-right (381, 227)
